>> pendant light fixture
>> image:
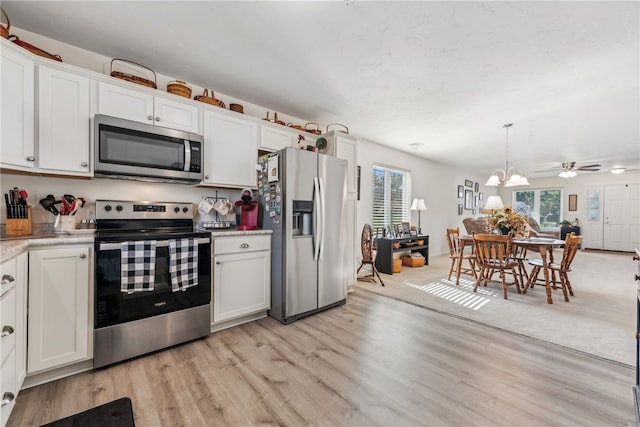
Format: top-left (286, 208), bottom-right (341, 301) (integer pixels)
top-left (485, 123), bottom-right (530, 187)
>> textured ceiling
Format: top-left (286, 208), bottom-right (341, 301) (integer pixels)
top-left (3, 1), bottom-right (639, 178)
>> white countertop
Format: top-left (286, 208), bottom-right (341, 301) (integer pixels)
top-left (1, 229), bottom-right (272, 262)
top-left (1, 234), bottom-right (95, 262)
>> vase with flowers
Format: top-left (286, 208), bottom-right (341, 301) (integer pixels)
top-left (486, 207), bottom-right (527, 237)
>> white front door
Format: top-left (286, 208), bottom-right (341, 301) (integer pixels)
top-left (603, 184), bottom-right (640, 251)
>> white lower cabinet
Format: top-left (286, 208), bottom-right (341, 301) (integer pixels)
top-left (28, 246), bottom-right (92, 374)
top-left (212, 235), bottom-right (271, 326)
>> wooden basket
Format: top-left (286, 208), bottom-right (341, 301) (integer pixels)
top-left (9, 35), bottom-right (62, 62)
top-left (229, 103), bottom-right (244, 113)
top-left (110, 58), bottom-right (157, 89)
top-left (194, 89), bottom-right (225, 108)
top-left (327, 123), bottom-right (349, 134)
top-left (304, 122), bottom-right (322, 135)
top-left (402, 255), bottom-right (425, 267)
top-left (1, 7), bottom-right (10, 39)
top-left (167, 80), bottom-right (191, 98)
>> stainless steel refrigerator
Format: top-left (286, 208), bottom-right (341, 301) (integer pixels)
top-left (258, 147), bottom-right (348, 324)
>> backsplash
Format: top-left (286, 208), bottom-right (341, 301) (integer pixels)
top-left (0, 172), bottom-right (242, 237)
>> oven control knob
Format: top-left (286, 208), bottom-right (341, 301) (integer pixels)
top-left (116, 205), bottom-right (123, 212)
top-left (182, 207), bottom-right (189, 213)
top-left (174, 207), bottom-right (180, 213)
top-left (104, 205), bottom-right (112, 212)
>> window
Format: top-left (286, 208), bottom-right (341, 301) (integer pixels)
top-left (513, 188), bottom-right (563, 227)
top-left (372, 165), bottom-right (411, 230)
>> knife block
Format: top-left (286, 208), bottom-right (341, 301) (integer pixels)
top-left (6, 206), bottom-right (32, 237)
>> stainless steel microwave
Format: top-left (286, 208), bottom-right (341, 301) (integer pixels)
top-left (94, 114), bottom-right (204, 184)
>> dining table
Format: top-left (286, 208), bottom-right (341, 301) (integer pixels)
top-left (457, 235), bottom-right (565, 304)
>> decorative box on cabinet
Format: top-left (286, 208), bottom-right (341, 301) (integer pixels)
top-left (97, 81), bottom-right (199, 133)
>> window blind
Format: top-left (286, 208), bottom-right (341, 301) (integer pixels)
top-left (372, 165), bottom-right (411, 232)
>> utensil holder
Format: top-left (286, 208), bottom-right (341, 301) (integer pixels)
top-left (6, 207), bottom-right (32, 237)
top-left (55, 216), bottom-right (76, 233)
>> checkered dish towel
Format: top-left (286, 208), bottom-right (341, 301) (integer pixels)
top-left (169, 238), bottom-right (199, 292)
top-left (121, 240), bottom-right (157, 293)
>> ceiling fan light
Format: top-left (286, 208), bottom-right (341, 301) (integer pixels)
top-left (558, 171), bottom-right (569, 178)
top-left (610, 168), bottom-right (626, 174)
top-left (518, 176), bottom-right (530, 185)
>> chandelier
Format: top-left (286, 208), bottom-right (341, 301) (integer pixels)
top-left (485, 123), bottom-right (530, 187)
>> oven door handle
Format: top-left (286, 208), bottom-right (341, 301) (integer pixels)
top-left (98, 237), bottom-right (210, 251)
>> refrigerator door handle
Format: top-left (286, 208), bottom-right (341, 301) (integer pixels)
top-left (313, 176), bottom-right (321, 261)
top-left (318, 177), bottom-right (326, 260)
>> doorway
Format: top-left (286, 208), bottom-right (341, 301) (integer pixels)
top-left (603, 183), bottom-right (640, 251)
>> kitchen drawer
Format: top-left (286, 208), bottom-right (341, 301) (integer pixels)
top-left (1, 287), bottom-right (16, 366)
top-left (214, 235), bottom-right (271, 255)
top-left (0, 258), bottom-right (16, 298)
top-left (1, 347), bottom-right (17, 427)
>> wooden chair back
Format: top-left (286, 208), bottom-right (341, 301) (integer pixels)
top-left (473, 234), bottom-right (513, 266)
top-left (446, 228), bottom-right (461, 257)
top-left (559, 232), bottom-right (582, 271)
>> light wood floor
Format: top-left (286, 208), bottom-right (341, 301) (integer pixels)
top-left (9, 289), bottom-right (636, 426)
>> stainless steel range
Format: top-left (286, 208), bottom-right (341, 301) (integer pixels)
top-left (93, 200), bottom-right (211, 368)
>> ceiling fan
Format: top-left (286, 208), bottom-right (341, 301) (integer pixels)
top-left (535, 161), bottom-right (601, 178)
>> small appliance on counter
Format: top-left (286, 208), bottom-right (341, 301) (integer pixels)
top-left (235, 188), bottom-right (259, 230)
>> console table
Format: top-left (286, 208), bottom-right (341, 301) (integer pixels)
top-left (375, 235), bottom-right (429, 274)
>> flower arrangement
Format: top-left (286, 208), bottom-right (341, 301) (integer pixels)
top-left (486, 207), bottom-right (527, 236)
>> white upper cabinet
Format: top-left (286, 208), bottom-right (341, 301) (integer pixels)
top-left (321, 131), bottom-right (358, 194)
top-left (98, 82), bottom-right (199, 133)
top-left (1, 43), bottom-right (35, 170)
top-left (260, 123), bottom-right (296, 152)
top-left (37, 66), bottom-right (91, 176)
top-left (202, 109), bottom-right (258, 188)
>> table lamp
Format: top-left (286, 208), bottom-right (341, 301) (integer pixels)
top-left (410, 198), bottom-right (427, 233)
top-left (481, 195), bottom-right (504, 214)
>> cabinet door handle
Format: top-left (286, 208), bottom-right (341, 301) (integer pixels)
top-left (26, 156), bottom-right (35, 162)
top-left (80, 162), bottom-right (88, 167)
top-left (216, 261), bottom-right (220, 265)
top-left (205, 175), bottom-right (209, 180)
top-left (155, 116), bottom-right (161, 122)
top-left (147, 115), bottom-right (153, 121)
top-left (1, 274), bottom-right (15, 284)
top-left (1, 325), bottom-right (14, 337)
top-left (240, 243), bottom-right (250, 249)
top-left (1, 392), bottom-right (15, 406)
top-left (79, 253), bottom-right (87, 259)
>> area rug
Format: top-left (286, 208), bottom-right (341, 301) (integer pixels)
top-left (356, 249), bottom-right (636, 367)
top-left (41, 397), bottom-right (135, 427)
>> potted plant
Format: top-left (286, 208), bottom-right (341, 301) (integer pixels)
top-left (560, 220), bottom-right (572, 228)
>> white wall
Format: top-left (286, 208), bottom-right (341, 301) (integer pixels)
top-left (356, 139), bottom-right (493, 256)
top-left (498, 170), bottom-right (640, 249)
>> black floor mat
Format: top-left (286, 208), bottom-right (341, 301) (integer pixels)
top-left (40, 397), bottom-right (135, 427)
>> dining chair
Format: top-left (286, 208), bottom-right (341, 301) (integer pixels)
top-left (357, 223), bottom-right (385, 286)
top-left (446, 228), bottom-right (477, 284)
top-left (472, 234), bottom-right (522, 299)
top-left (526, 233), bottom-right (582, 302)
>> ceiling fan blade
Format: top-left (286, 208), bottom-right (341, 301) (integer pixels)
top-left (576, 164), bottom-right (601, 170)
top-left (534, 169), bottom-right (559, 173)
top-left (577, 168), bottom-right (600, 172)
